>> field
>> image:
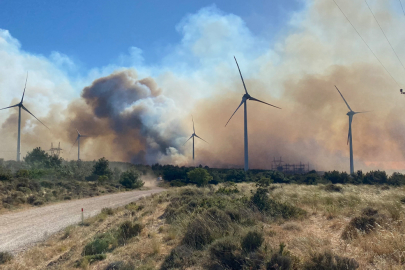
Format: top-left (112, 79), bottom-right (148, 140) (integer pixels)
top-left (1, 183), bottom-right (405, 270)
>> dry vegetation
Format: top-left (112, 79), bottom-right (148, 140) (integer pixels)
top-left (1, 183), bottom-right (405, 270)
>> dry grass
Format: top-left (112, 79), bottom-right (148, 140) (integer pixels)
top-left (0, 184), bottom-right (404, 270)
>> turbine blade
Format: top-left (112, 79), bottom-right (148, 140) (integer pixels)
top-left (69, 137), bottom-right (79, 153)
top-left (225, 98), bottom-right (245, 127)
top-left (76, 129), bottom-right (81, 135)
top-left (335, 85), bottom-right (352, 111)
top-left (234, 56), bottom-right (248, 95)
top-left (195, 134), bottom-right (208, 143)
top-left (192, 115), bottom-right (195, 133)
top-left (0, 104), bottom-right (19, 111)
top-left (347, 116), bottom-right (353, 145)
top-left (183, 135), bottom-right (194, 145)
top-left (354, 111), bottom-right (370, 114)
top-left (249, 97), bottom-right (282, 109)
top-left (21, 105), bottom-right (50, 130)
top-left (21, 72), bottom-right (28, 103)
top-left (80, 135), bottom-right (88, 137)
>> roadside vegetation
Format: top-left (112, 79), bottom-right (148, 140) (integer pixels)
top-left (2, 169), bottom-right (405, 269)
top-left (0, 148), bottom-right (145, 211)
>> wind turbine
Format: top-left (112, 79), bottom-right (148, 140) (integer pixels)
top-left (335, 85), bottom-right (368, 175)
top-left (225, 57), bottom-right (281, 172)
top-left (0, 73), bottom-right (49, 161)
top-left (71, 129), bottom-right (88, 161)
top-left (184, 116), bottom-right (208, 160)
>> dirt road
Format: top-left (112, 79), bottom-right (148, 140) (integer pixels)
top-left (0, 188), bottom-right (164, 253)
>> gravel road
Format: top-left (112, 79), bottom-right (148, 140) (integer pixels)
top-left (0, 188), bottom-right (164, 253)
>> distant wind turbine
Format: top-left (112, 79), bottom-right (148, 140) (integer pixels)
top-left (70, 129), bottom-right (88, 161)
top-left (225, 57), bottom-right (281, 172)
top-left (184, 116), bottom-right (208, 160)
top-left (0, 73), bottom-right (49, 161)
top-left (335, 85), bottom-right (369, 175)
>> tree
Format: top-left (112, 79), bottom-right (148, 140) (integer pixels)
top-left (91, 157), bottom-right (113, 180)
top-left (187, 168), bottom-right (213, 187)
top-left (24, 147), bottom-right (62, 168)
top-left (119, 170), bottom-right (144, 189)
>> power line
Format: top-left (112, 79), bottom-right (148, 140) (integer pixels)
top-left (331, 0), bottom-right (401, 87)
top-left (399, 0), bottom-right (405, 17)
top-left (365, 0), bottom-right (405, 73)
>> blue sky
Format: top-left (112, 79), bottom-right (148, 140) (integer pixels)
top-left (0, 0), bottom-right (303, 69)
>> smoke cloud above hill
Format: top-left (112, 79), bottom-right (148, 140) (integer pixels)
top-left (1, 0), bottom-right (405, 173)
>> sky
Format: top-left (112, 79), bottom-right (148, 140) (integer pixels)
top-left (0, 0), bottom-right (303, 69)
top-left (1, 0), bottom-right (405, 173)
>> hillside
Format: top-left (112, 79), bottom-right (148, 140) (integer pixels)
top-left (1, 183), bottom-right (405, 269)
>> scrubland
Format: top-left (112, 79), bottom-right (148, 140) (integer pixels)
top-left (1, 182), bottom-right (405, 270)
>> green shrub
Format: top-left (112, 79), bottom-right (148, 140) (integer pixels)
top-left (83, 235), bottom-right (115, 255)
top-left (209, 238), bottom-right (244, 269)
top-left (117, 221), bottom-right (143, 243)
top-left (187, 168), bottom-right (212, 187)
top-left (241, 231), bottom-right (263, 253)
top-left (0, 252), bottom-right (13, 264)
top-left (303, 251), bottom-right (359, 270)
top-left (119, 170), bottom-right (144, 189)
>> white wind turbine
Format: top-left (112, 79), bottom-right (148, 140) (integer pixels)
top-left (184, 116), bottom-right (208, 160)
top-left (335, 85), bottom-right (369, 175)
top-left (225, 57), bottom-right (281, 172)
top-left (0, 74), bottom-right (49, 161)
top-left (70, 129), bottom-right (88, 161)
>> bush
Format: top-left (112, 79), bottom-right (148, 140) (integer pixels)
top-left (119, 170), bottom-right (144, 189)
top-left (341, 216), bottom-right (377, 240)
top-left (182, 208), bottom-right (232, 249)
top-left (117, 221), bottom-right (143, 243)
top-left (101, 207), bottom-right (115, 215)
top-left (0, 252), bottom-right (13, 264)
top-left (209, 238), bottom-right (244, 270)
top-left (251, 188), bottom-right (306, 219)
top-left (303, 251), bottom-right (359, 270)
top-left (241, 231), bottom-right (263, 252)
top-left (76, 254), bottom-right (106, 268)
top-left (187, 168), bottom-right (212, 187)
top-left (216, 182), bottom-right (239, 195)
top-left (83, 236), bottom-right (113, 255)
top-left (267, 253), bottom-right (292, 270)
top-left (361, 207), bottom-right (378, 217)
top-left (105, 261), bottom-right (135, 270)
top-left (160, 245), bottom-right (197, 270)
top-left (324, 184), bottom-right (342, 192)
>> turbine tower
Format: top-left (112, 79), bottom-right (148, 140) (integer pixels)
top-left (225, 57), bottom-right (281, 172)
top-left (184, 116), bottom-right (208, 160)
top-left (335, 86), bottom-right (368, 175)
top-left (71, 129), bottom-right (88, 161)
top-left (0, 73), bottom-right (49, 161)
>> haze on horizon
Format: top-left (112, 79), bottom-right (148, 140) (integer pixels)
top-left (1, 0), bottom-right (405, 174)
